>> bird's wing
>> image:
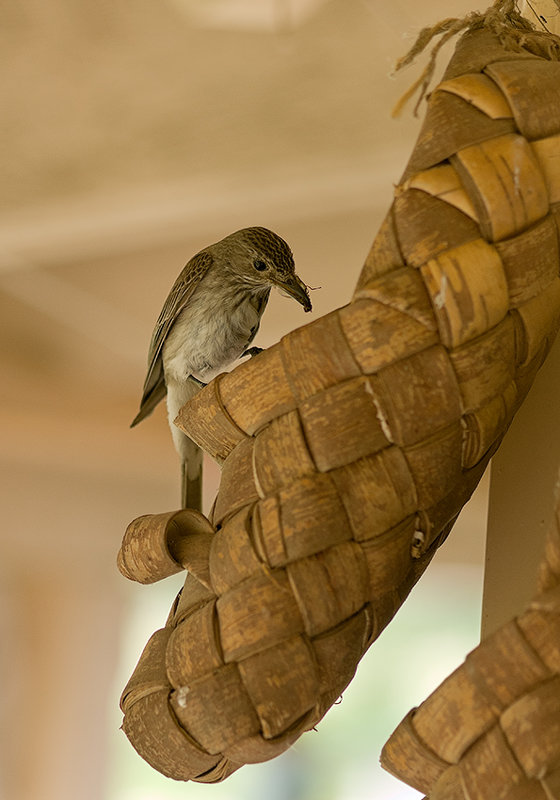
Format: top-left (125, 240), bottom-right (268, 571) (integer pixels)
top-left (132, 250), bottom-right (214, 425)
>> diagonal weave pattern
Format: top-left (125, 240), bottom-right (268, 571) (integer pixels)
top-left (119, 23), bottom-right (560, 783)
top-left (381, 483), bottom-right (560, 800)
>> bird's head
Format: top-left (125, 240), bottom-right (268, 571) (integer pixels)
top-left (222, 226), bottom-right (312, 312)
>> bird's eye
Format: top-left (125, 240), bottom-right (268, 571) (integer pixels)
top-left (253, 259), bottom-right (268, 272)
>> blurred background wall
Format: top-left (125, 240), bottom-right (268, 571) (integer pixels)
top-left (0, 2), bottom-right (495, 798)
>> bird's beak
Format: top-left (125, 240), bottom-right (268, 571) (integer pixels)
top-left (276, 273), bottom-right (312, 312)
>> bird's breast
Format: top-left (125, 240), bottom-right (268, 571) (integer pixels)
top-left (162, 288), bottom-right (264, 383)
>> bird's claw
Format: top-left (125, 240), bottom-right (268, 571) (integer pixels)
top-left (242, 346), bottom-right (264, 358)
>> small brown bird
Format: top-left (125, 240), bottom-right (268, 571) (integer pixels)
top-left (131, 226), bottom-right (312, 511)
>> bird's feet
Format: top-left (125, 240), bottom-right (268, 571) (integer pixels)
top-left (241, 346), bottom-right (264, 358)
top-left (188, 375), bottom-right (207, 388)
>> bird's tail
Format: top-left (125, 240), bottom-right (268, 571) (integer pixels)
top-left (181, 436), bottom-right (203, 511)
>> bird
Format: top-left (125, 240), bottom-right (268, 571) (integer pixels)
top-left (131, 226), bottom-right (312, 511)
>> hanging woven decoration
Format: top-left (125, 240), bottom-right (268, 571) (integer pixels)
top-left (118, 1), bottom-right (560, 784)
top-left (381, 480), bottom-right (560, 799)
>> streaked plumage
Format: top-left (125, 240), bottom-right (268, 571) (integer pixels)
top-left (132, 226), bottom-right (311, 510)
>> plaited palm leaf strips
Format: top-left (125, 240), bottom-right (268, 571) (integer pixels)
top-left (382, 481), bottom-right (560, 799)
top-left (118, 7), bottom-right (560, 786)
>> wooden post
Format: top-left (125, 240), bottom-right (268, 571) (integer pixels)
top-left (482, 337), bottom-right (560, 637)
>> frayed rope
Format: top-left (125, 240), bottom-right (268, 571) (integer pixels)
top-left (392, 0), bottom-right (560, 117)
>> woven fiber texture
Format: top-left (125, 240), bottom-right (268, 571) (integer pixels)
top-left (381, 481), bottom-right (560, 799)
top-left (118, 22), bottom-right (560, 783)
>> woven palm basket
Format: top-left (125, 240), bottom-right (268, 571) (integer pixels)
top-left (381, 483), bottom-right (560, 799)
top-left (118, 8), bottom-right (560, 784)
